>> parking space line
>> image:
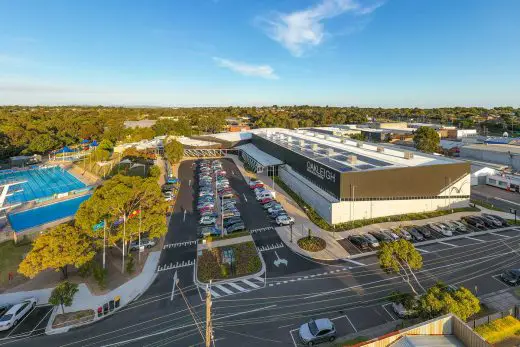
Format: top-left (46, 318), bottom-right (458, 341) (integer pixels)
top-left (289, 329), bottom-right (299, 347)
top-left (381, 304), bottom-right (396, 321)
top-left (437, 241), bottom-right (458, 248)
top-left (415, 248), bottom-right (429, 253)
top-left (344, 314), bottom-right (357, 332)
top-left (208, 288), bottom-right (221, 298)
top-left (492, 232), bottom-right (512, 238)
top-left (30, 307), bottom-right (53, 335)
top-left (465, 236), bottom-right (486, 243)
top-left (6, 305), bottom-right (36, 337)
top-left (491, 274), bottom-right (512, 289)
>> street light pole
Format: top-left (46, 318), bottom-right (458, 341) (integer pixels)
top-left (290, 223), bottom-right (293, 243)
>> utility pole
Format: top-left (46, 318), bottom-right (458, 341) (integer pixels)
top-left (122, 213), bottom-right (126, 274)
top-left (102, 219), bottom-right (106, 269)
top-left (205, 282), bottom-right (213, 347)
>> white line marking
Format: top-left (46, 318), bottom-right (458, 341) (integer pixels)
top-left (437, 241), bottom-right (458, 248)
top-left (492, 232), bottom-right (512, 238)
top-left (183, 209), bottom-right (186, 222)
top-left (344, 314), bottom-right (357, 332)
top-left (342, 259), bottom-right (366, 266)
top-left (381, 304), bottom-right (396, 321)
top-left (415, 248), bottom-right (430, 253)
top-left (30, 307), bottom-right (53, 335)
top-left (208, 288), bottom-right (221, 298)
top-left (6, 306), bottom-right (37, 337)
top-left (253, 276), bottom-right (265, 283)
top-left (465, 236), bottom-right (487, 243)
top-left (188, 179), bottom-right (191, 186)
top-left (242, 279), bottom-right (260, 289)
top-left (495, 196), bottom-right (520, 207)
top-left (243, 193), bottom-right (248, 203)
top-left (289, 329), bottom-right (299, 347)
top-left (229, 282), bottom-right (248, 292)
top-left (491, 274), bottom-right (511, 289)
top-left (215, 284), bottom-right (234, 295)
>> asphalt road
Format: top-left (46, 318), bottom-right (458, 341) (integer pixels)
top-left (472, 184), bottom-right (520, 213)
top-left (3, 160), bottom-right (520, 347)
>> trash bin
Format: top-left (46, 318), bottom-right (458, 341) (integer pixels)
top-left (97, 306), bottom-right (103, 317)
top-left (114, 296), bottom-right (121, 309)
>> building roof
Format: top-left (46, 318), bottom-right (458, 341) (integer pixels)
top-left (236, 143), bottom-right (283, 167)
top-left (174, 136), bottom-right (218, 147)
top-left (123, 120), bottom-right (157, 129)
top-left (462, 143), bottom-right (520, 154)
top-left (256, 129), bottom-right (459, 173)
top-left (390, 335), bottom-right (465, 347)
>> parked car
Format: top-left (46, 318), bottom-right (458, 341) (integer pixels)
top-left (483, 214), bottom-right (509, 227)
top-left (223, 217), bottom-right (243, 228)
top-left (480, 215), bottom-right (502, 227)
top-left (446, 221), bottom-right (467, 232)
top-left (462, 216), bottom-right (485, 229)
top-left (473, 215), bottom-right (496, 228)
top-left (501, 269), bottom-right (520, 286)
top-left (362, 234), bottom-right (380, 248)
top-left (263, 201), bottom-right (281, 210)
top-left (200, 211), bottom-right (217, 218)
top-left (298, 318), bottom-right (336, 345)
top-left (276, 215), bottom-right (295, 226)
top-left (259, 197), bottom-right (274, 204)
top-left (222, 210), bottom-right (240, 219)
top-left (199, 191), bottom-right (214, 197)
top-left (226, 222), bottom-right (246, 234)
top-left (129, 238), bottom-right (156, 251)
top-left (348, 235), bottom-right (369, 250)
top-left (381, 229), bottom-right (400, 241)
top-left (415, 225), bottom-right (432, 238)
top-left (428, 223), bottom-right (452, 237)
top-left (269, 210), bottom-right (288, 219)
top-left (249, 180), bottom-right (264, 189)
top-left (395, 228), bottom-right (412, 241)
top-left (406, 227), bottom-right (425, 241)
top-left (369, 231), bottom-right (392, 243)
top-left (197, 226), bottom-right (221, 238)
top-left (199, 216), bottom-right (216, 225)
top-left (197, 203), bottom-right (214, 211)
top-left (0, 298), bottom-right (37, 331)
top-left (268, 205), bottom-right (285, 214)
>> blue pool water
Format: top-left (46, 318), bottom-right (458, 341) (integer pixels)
top-left (8, 194), bottom-right (91, 232)
top-left (0, 166), bottom-right (86, 204)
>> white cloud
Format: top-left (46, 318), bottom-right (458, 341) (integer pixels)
top-left (258, 0), bottom-right (383, 56)
top-left (213, 57), bottom-right (279, 80)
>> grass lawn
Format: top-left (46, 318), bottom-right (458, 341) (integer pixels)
top-left (471, 199), bottom-right (505, 212)
top-left (475, 316), bottom-right (520, 344)
top-left (0, 240), bottom-right (32, 287)
top-left (197, 241), bottom-right (262, 283)
top-left (297, 236), bottom-right (326, 252)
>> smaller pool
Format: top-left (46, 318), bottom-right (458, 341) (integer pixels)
top-left (8, 194), bottom-right (91, 232)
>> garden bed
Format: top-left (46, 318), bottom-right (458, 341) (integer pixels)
top-left (297, 236), bottom-right (326, 252)
top-left (52, 309), bottom-right (95, 329)
top-left (475, 315), bottom-right (520, 344)
top-left (197, 241), bottom-right (262, 283)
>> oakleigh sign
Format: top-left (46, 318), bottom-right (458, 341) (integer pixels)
top-left (306, 161), bottom-right (336, 183)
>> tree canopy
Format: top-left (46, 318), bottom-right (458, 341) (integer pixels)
top-left (413, 126), bottom-right (440, 153)
top-left (49, 281), bottom-right (79, 314)
top-left (378, 239), bottom-right (424, 294)
top-left (417, 282), bottom-right (480, 321)
top-left (18, 224), bottom-right (95, 279)
top-left (164, 139), bottom-right (184, 165)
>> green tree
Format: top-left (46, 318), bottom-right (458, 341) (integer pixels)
top-left (26, 133), bottom-right (61, 154)
top-left (49, 281), bottom-right (79, 314)
top-left (378, 239), bottom-right (424, 295)
top-left (413, 126), bottom-right (440, 153)
top-left (164, 139), bottom-right (184, 165)
top-left (417, 282), bottom-right (480, 321)
top-left (348, 133), bottom-right (365, 141)
top-left (18, 224), bottom-right (95, 279)
top-left (75, 174), bottom-right (167, 251)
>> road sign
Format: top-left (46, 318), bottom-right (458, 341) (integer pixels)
top-left (273, 251), bottom-right (288, 267)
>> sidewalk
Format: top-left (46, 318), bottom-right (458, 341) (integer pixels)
top-left (198, 234), bottom-right (254, 250)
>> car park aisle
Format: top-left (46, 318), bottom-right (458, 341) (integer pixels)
top-left (0, 305), bottom-right (52, 340)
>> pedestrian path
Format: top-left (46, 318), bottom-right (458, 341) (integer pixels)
top-left (205, 276), bottom-right (265, 298)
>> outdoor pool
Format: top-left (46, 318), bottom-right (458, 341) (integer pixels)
top-left (8, 194), bottom-right (92, 232)
top-left (0, 166), bottom-right (86, 204)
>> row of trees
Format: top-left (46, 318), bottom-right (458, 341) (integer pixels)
top-left (378, 239), bottom-right (480, 321)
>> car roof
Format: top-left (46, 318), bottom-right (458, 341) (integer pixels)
top-left (314, 318), bottom-right (333, 330)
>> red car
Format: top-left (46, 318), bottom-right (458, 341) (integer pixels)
top-left (259, 197), bottom-right (273, 204)
top-left (199, 206), bottom-right (215, 214)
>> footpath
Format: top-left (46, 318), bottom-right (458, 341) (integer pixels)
top-left (225, 154), bottom-right (517, 261)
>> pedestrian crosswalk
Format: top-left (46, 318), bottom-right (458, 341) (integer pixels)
top-left (163, 240), bottom-right (197, 249)
top-left (257, 242), bottom-right (285, 252)
top-left (157, 259), bottom-right (195, 272)
top-left (250, 226), bottom-right (275, 234)
top-left (204, 276), bottom-right (265, 298)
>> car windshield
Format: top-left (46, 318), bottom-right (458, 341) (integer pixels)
top-left (0, 314), bottom-right (12, 322)
top-left (308, 321), bottom-right (319, 336)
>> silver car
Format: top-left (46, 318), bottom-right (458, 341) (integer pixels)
top-left (298, 318), bottom-right (336, 346)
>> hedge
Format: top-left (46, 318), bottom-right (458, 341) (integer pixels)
top-left (274, 176), bottom-right (480, 232)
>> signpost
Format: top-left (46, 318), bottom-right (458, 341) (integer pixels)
top-left (511, 208), bottom-right (517, 223)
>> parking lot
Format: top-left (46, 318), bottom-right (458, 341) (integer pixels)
top-left (0, 305), bottom-right (53, 340)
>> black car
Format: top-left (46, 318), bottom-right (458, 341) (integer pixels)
top-left (369, 231), bottom-right (392, 243)
top-left (501, 269), bottom-right (520, 286)
top-left (484, 214), bottom-right (509, 227)
top-left (226, 222), bottom-right (246, 234)
top-left (462, 216), bottom-right (485, 229)
top-left (406, 227), bottom-right (425, 241)
top-left (223, 217), bottom-right (242, 228)
top-left (473, 216), bottom-right (495, 228)
top-left (348, 235), bottom-right (369, 250)
top-left (415, 225), bottom-right (432, 238)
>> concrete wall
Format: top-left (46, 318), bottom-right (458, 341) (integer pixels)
top-left (461, 147), bottom-right (520, 171)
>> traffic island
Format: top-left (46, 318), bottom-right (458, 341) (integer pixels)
top-left (297, 236), bottom-right (326, 252)
top-left (197, 241), bottom-right (262, 283)
top-left (52, 309), bottom-right (95, 329)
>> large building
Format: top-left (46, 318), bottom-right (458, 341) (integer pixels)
top-left (242, 129), bottom-right (470, 224)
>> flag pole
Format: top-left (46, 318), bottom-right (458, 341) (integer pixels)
top-left (122, 213), bottom-right (126, 274)
top-left (103, 219), bottom-right (106, 269)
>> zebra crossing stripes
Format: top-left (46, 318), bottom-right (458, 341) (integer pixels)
top-left (257, 242), bottom-right (285, 252)
top-left (157, 259), bottom-right (195, 272)
top-left (163, 240), bottom-right (197, 249)
top-left (250, 226), bottom-right (275, 234)
top-left (205, 276), bottom-right (265, 298)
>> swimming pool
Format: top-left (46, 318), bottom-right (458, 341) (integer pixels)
top-left (0, 166), bottom-right (86, 204)
top-left (8, 194), bottom-right (91, 232)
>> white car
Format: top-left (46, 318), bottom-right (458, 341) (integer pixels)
top-left (396, 228), bottom-right (412, 241)
top-left (428, 223), bottom-right (452, 237)
top-left (276, 215), bottom-right (294, 226)
top-left (0, 298), bottom-right (37, 331)
top-left (450, 220), bottom-right (467, 232)
top-left (381, 229), bottom-right (400, 241)
top-left (129, 238), bottom-right (156, 251)
top-left (362, 233), bottom-right (380, 247)
top-left (199, 216), bottom-right (217, 225)
top-left (391, 302), bottom-right (416, 318)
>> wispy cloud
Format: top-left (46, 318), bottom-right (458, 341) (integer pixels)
top-left (257, 0), bottom-right (384, 57)
top-left (213, 57), bottom-right (279, 80)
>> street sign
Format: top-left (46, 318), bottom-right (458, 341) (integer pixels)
top-left (273, 251), bottom-right (288, 267)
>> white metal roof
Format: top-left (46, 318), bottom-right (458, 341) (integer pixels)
top-left (236, 143), bottom-right (283, 167)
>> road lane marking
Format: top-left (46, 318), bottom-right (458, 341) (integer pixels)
top-left (437, 241), bottom-right (458, 248)
top-left (170, 271), bottom-right (178, 301)
top-left (188, 179), bottom-right (191, 186)
top-left (229, 282), bottom-right (248, 292)
top-left (495, 197), bottom-right (520, 207)
top-left (344, 314), bottom-right (357, 332)
top-left (183, 209), bottom-right (186, 222)
top-left (465, 236), bottom-right (486, 243)
top-left (215, 284), bottom-right (234, 295)
top-left (381, 304), bottom-right (396, 321)
top-left (415, 248), bottom-right (429, 253)
top-left (253, 276), bottom-right (265, 283)
top-left (163, 240), bottom-right (197, 249)
top-left (342, 259), bottom-right (366, 266)
top-left (242, 279), bottom-right (260, 289)
top-left (492, 232), bottom-right (512, 238)
top-left (243, 193), bottom-right (248, 202)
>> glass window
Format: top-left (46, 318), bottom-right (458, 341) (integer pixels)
top-left (489, 179), bottom-right (496, 184)
top-left (317, 329), bottom-right (330, 336)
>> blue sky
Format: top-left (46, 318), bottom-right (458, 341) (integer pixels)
top-left (0, 0), bottom-right (519, 107)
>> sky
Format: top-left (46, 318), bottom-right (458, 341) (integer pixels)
top-left (0, 0), bottom-right (519, 107)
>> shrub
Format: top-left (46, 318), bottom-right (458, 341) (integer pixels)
top-left (126, 254), bottom-right (135, 274)
top-left (475, 316), bottom-right (520, 343)
top-left (78, 261), bottom-right (93, 278)
top-left (93, 263), bottom-right (107, 289)
top-left (297, 236), bottom-right (326, 252)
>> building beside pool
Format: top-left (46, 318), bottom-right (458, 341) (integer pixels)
top-left (222, 128), bottom-right (471, 225)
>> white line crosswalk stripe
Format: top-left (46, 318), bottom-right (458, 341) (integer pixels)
top-left (242, 279), bottom-right (260, 289)
top-left (253, 276), bottom-right (265, 283)
top-left (215, 284), bottom-right (234, 295)
top-left (229, 282), bottom-right (249, 292)
top-left (208, 288), bottom-right (221, 298)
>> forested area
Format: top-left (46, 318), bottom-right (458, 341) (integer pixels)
top-left (1, 105), bottom-right (519, 160)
